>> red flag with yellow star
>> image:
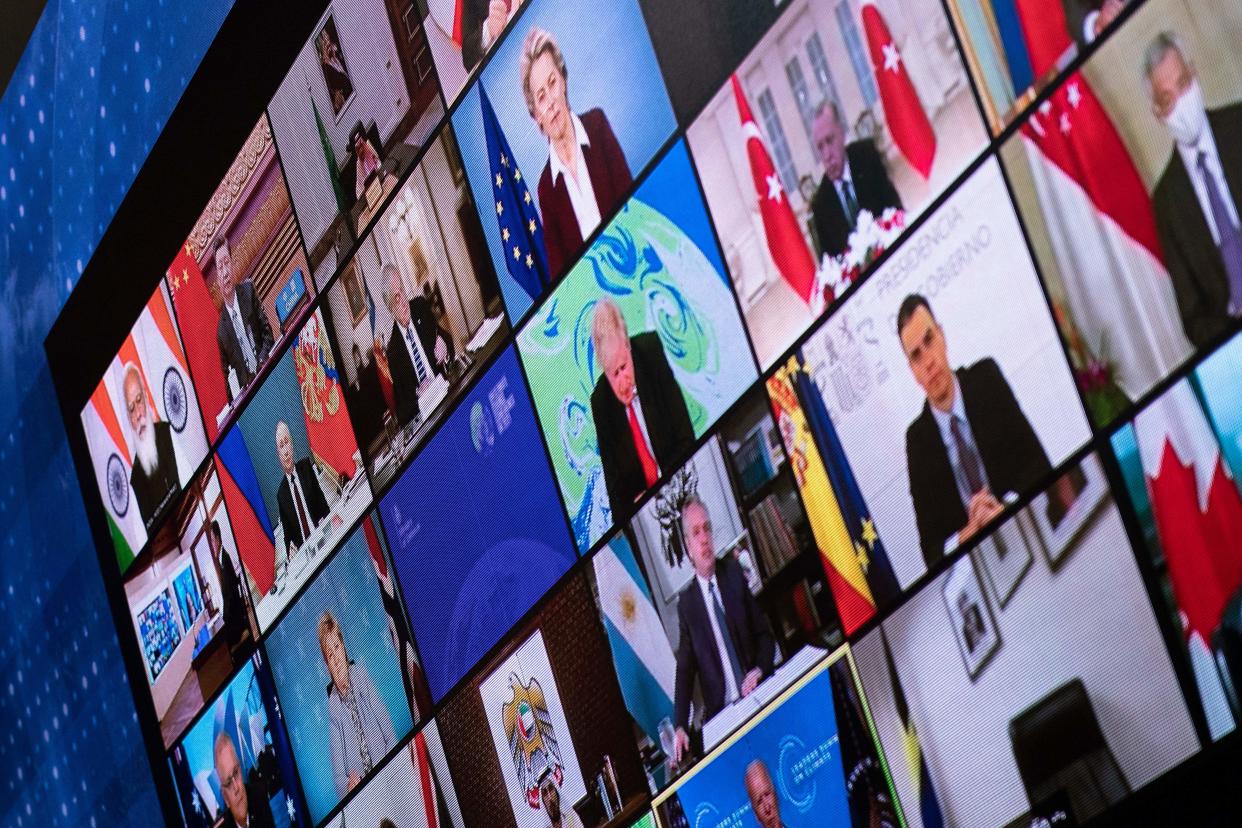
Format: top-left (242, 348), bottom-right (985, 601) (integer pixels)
top-left (167, 243), bottom-right (228, 441)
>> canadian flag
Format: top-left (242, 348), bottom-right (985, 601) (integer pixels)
top-left (1019, 72), bottom-right (1191, 399)
top-left (730, 75), bottom-right (818, 305)
top-left (861, 1), bottom-right (936, 179)
top-left (1134, 381), bottom-right (1242, 738)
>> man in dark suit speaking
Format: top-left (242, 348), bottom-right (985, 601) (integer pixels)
top-left (898, 294), bottom-right (1051, 567)
top-left (123, 362), bottom-right (180, 531)
top-left (383, 264), bottom-right (455, 429)
top-left (214, 731), bottom-right (275, 828)
top-left (589, 298), bottom-right (694, 517)
top-left (1145, 31), bottom-right (1242, 347)
top-left (215, 238), bottom-right (275, 401)
top-left (672, 497), bottom-right (773, 764)
top-left (275, 420), bottom-right (329, 559)
top-left (809, 100), bottom-right (902, 261)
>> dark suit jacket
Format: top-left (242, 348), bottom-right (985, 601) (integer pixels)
top-left (637, 0), bottom-right (788, 119)
top-left (276, 458), bottom-right (330, 551)
top-left (905, 359), bottom-right (1051, 568)
top-left (218, 781), bottom-right (275, 828)
top-left (218, 551), bottom-right (248, 650)
top-left (591, 332), bottom-right (694, 516)
top-left (1153, 104), bottom-right (1242, 348)
top-left (537, 108), bottom-right (633, 279)
top-left (384, 297), bottom-right (455, 428)
top-left (131, 420), bottom-right (179, 531)
top-left (674, 556), bottom-right (774, 730)
top-left (810, 139), bottom-right (903, 260)
top-left (216, 280), bottom-right (275, 401)
top-left (460, 0), bottom-right (491, 71)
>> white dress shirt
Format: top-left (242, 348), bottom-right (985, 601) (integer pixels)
top-left (695, 571), bottom-right (740, 706)
top-left (1177, 124), bottom-right (1240, 245)
top-left (548, 112), bottom-right (602, 243)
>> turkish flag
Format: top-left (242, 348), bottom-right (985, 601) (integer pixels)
top-left (167, 243), bottom-right (228, 441)
top-left (861, 1), bottom-right (936, 179)
top-left (730, 75), bottom-right (818, 304)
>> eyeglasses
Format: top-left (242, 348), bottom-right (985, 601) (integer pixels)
top-left (219, 764), bottom-right (243, 791)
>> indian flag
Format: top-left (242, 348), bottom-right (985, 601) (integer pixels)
top-left (591, 535), bottom-right (675, 743)
top-left (81, 372), bottom-right (147, 572)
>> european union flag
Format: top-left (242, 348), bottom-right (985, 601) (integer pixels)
top-left (794, 357), bottom-right (900, 608)
top-left (480, 85), bottom-right (550, 300)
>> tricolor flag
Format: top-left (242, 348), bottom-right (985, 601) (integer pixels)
top-left (591, 535), bottom-right (676, 743)
top-left (767, 355), bottom-right (894, 634)
top-left (881, 628), bottom-right (944, 828)
top-left (1018, 72), bottom-right (1190, 400)
top-left (990, 0), bottom-right (1076, 96)
top-left (82, 375), bottom-right (147, 571)
top-left (216, 431), bottom-right (277, 596)
top-left (861, 1), bottom-right (936, 179)
top-left (1133, 382), bottom-right (1242, 739)
top-left (294, 312), bottom-right (358, 481)
top-left (481, 84), bottom-right (551, 298)
top-left (168, 242), bottom-right (229, 441)
top-left (730, 74), bottom-right (818, 307)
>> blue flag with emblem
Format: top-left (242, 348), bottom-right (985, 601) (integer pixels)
top-left (480, 84), bottom-right (550, 300)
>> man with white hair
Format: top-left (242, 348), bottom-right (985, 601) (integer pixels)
top-left (588, 298), bottom-right (693, 516)
top-left (124, 362), bottom-right (179, 530)
top-left (1146, 30), bottom-right (1242, 347)
top-left (382, 263), bottom-right (454, 428)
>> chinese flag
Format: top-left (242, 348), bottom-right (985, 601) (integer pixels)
top-left (168, 243), bottom-right (228, 440)
top-left (731, 75), bottom-right (818, 304)
top-left (862, 1), bottom-right (936, 179)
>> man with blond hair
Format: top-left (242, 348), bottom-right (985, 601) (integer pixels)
top-left (589, 298), bottom-right (693, 516)
top-left (521, 26), bottom-right (632, 278)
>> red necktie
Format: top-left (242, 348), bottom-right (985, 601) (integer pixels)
top-left (627, 403), bottom-right (659, 487)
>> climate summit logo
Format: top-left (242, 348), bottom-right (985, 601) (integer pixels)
top-left (471, 374), bottom-right (518, 455)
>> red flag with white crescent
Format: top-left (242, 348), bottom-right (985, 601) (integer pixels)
top-left (861, 1), bottom-right (936, 179)
top-left (730, 75), bottom-right (818, 305)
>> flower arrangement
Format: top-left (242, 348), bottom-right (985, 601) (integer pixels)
top-left (811, 207), bottom-right (906, 315)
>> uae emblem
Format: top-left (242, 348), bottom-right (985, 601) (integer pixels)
top-left (501, 672), bottom-right (563, 809)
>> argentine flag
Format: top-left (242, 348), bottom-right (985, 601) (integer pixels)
top-left (592, 536), bottom-right (675, 742)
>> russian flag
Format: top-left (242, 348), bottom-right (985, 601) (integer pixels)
top-left (216, 430), bottom-right (276, 596)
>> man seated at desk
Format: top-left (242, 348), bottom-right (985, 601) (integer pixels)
top-left (672, 496), bottom-right (774, 764)
top-left (275, 420), bottom-right (330, 559)
top-left (383, 264), bottom-right (455, 429)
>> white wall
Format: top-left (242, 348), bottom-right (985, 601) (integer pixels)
top-left (268, 0), bottom-right (410, 252)
top-left (854, 500), bottom-right (1200, 828)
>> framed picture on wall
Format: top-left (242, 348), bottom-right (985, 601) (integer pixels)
top-left (1029, 454), bottom-right (1108, 570)
top-left (942, 554), bottom-right (1000, 680)
top-left (974, 514), bottom-right (1032, 609)
top-left (341, 259), bottom-right (367, 326)
top-left (316, 14), bottom-right (355, 118)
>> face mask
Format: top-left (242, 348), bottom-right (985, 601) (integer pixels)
top-left (1163, 78), bottom-right (1209, 147)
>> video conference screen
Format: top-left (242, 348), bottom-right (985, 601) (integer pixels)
top-left (49, 0), bottom-right (1242, 825)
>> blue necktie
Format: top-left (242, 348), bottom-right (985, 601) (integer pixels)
top-left (1197, 150), bottom-right (1242, 311)
top-left (405, 326), bottom-right (428, 384)
top-left (709, 581), bottom-right (744, 695)
top-left (950, 415), bottom-right (986, 496)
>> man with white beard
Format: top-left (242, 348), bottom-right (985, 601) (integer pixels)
top-left (124, 362), bottom-right (179, 530)
top-left (1147, 30), bottom-right (1242, 348)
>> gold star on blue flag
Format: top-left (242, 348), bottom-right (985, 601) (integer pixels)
top-left (481, 86), bottom-right (550, 299)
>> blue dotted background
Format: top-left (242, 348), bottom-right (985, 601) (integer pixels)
top-left (0, 1), bottom-right (235, 824)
